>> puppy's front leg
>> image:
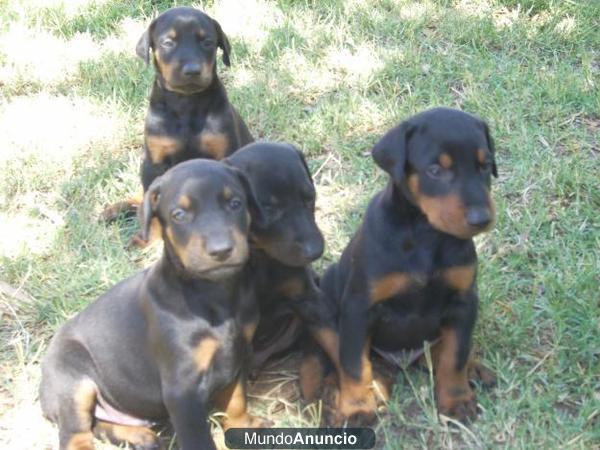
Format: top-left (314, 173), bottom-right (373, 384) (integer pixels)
top-left (434, 290), bottom-right (478, 422)
top-left (333, 270), bottom-right (378, 426)
top-left (162, 380), bottom-right (215, 450)
top-left (214, 375), bottom-right (272, 429)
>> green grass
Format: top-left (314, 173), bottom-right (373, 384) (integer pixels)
top-left (0, 0), bottom-right (598, 449)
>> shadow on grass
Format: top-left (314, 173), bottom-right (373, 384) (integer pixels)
top-left (36, 0), bottom-right (174, 39)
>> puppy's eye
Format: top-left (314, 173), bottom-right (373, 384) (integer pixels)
top-left (171, 208), bottom-right (187, 222)
top-left (161, 38), bottom-right (175, 49)
top-left (203, 39), bottom-right (215, 48)
top-left (228, 197), bottom-right (242, 211)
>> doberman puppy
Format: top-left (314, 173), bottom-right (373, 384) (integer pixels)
top-left (225, 143), bottom-right (334, 371)
top-left (40, 160), bottom-right (269, 450)
top-left (102, 7), bottom-right (252, 222)
top-left (318, 107), bottom-right (498, 425)
top-left (137, 6), bottom-right (253, 190)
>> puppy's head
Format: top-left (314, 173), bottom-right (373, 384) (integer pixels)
top-left (136, 7), bottom-right (231, 94)
top-left (226, 143), bottom-right (324, 267)
top-left (372, 107), bottom-right (498, 239)
top-left (141, 159), bottom-right (264, 280)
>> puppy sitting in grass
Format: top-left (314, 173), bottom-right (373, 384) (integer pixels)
top-left (316, 108), bottom-right (498, 425)
top-left (40, 159), bottom-right (269, 450)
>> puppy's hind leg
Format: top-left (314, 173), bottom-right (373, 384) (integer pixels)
top-left (40, 338), bottom-right (100, 450)
top-left (54, 378), bottom-right (97, 450)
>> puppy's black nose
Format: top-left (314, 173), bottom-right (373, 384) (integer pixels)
top-left (182, 62), bottom-right (202, 77)
top-left (466, 207), bottom-right (492, 228)
top-left (301, 237), bottom-right (324, 262)
top-left (207, 239), bottom-right (233, 262)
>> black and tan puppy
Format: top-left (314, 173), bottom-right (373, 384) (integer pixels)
top-left (101, 7), bottom-right (252, 223)
top-left (226, 143), bottom-right (336, 371)
top-left (137, 7), bottom-right (253, 190)
top-left (40, 160), bottom-right (269, 450)
top-left (319, 107), bottom-right (498, 425)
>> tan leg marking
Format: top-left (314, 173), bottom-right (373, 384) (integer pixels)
top-left (65, 379), bottom-right (97, 450)
top-left (93, 421), bottom-right (158, 448)
top-left (433, 328), bottom-right (477, 421)
top-left (193, 336), bottom-right (220, 372)
top-left (243, 321), bottom-right (258, 343)
top-left (336, 342), bottom-right (377, 425)
top-left (299, 353), bottom-right (324, 401)
top-left (214, 379), bottom-right (271, 430)
top-left (66, 432), bottom-right (94, 450)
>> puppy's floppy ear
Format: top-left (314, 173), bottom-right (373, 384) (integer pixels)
top-left (135, 18), bottom-right (156, 65)
top-left (480, 119), bottom-right (498, 178)
top-left (224, 163), bottom-right (266, 229)
top-left (292, 145), bottom-right (314, 185)
top-left (371, 121), bottom-right (415, 183)
top-left (140, 176), bottom-right (163, 241)
top-left (212, 18), bottom-right (231, 66)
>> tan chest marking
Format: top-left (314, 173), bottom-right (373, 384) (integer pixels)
top-left (441, 265), bottom-right (475, 293)
top-left (277, 277), bottom-right (305, 298)
top-left (197, 132), bottom-right (229, 160)
top-left (370, 272), bottom-right (413, 304)
top-left (146, 135), bottom-right (182, 164)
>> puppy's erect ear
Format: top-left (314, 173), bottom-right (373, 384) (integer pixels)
top-left (371, 121), bottom-right (415, 183)
top-left (140, 176), bottom-right (162, 241)
top-left (480, 119), bottom-right (498, 178)
top-left (136, 18), bottom-right (156, 65)
top-left (212, 18), bottom-right (231, 66)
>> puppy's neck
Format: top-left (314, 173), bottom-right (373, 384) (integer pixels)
top-left (249, 247), bottom-right (284, 269)
top-left (157, 250), bottom-right (241, 291)
top-left (150, 76), bottom-right (225, 112)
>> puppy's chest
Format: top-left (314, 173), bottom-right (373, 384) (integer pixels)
top-left (145, 110), bottom-right (231, 163)
top-left (190, 318), bottom-right (245, 386)
top-left (368, 236), bottom-right (476, 307)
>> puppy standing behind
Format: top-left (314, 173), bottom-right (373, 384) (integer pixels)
top-left (102, 7), bottom-right (252, 222)
top-left (318, 108), bottom-right (498, 425)
top-left (40, 160), bottom-right (269, 450)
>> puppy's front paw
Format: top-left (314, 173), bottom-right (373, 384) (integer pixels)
top-left (322, 378), bottom-right (377, 427)
top-left (467, 360), bottom-right (497, 389)
top-left (437, 386), bottom-right (478, 422)
top-left (222, 413), bottom-right (273, 430)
